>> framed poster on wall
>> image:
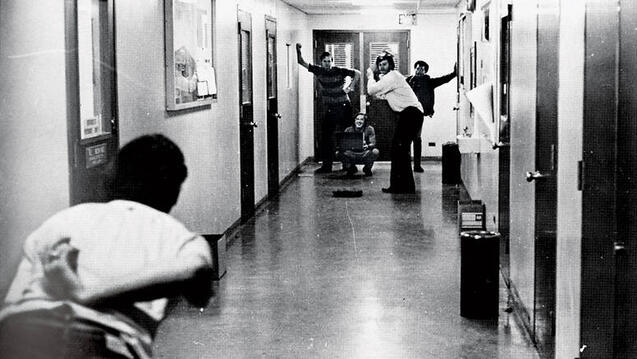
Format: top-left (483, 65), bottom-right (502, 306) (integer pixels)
top-left (165, 0), bottom-right (216, 111)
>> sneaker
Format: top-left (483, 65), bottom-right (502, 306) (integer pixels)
top-left (413, 166), bottom-right (424, 173)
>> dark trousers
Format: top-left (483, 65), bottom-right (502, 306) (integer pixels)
top-left (0, 308), bottom-right (132, 359)
top-left (389, 107), bottom-right (424, 193)
top-left (319, 102), bottom-right (352, 167)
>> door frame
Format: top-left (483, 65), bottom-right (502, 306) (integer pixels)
top-left (65, 0), bottom-right (119, 205)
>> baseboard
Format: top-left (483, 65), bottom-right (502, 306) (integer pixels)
top-left (224, 157), bottom-right (313, 248)
top-left (507, 280), bottom-right (536, 347)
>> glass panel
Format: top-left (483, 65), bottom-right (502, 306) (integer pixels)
top-left (325, 43), bottom-right (353, 68)
top-left (325, 43), bottom-right (353, 90)
top-left (267, 36), bottom-right (276, 98)
top-left (171, 0), bottom-right (214, 106)
top-left (369, 42), bottom-right (400, 72)
top-left (78, 0), bottom-right (112, 140)
top-left (241, 30), bottom-right (252, 104)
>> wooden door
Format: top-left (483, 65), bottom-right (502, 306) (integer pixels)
top-left (614, 1), bottom-right (637, 357)
top-left (498, 5), bottom-right (512, 283)
top-left (579, 0), bottom-right (619, 357)
top-left (238, 9), bottom-right (255, 222)
top-left (265, 16), bottom-right (279, 198)
top-left (65, 0), bottom-right (118, 205)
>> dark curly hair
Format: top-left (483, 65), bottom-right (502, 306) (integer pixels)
top-left (110, 134), bottom-right (188, 213)
top-left (375, 51), bottom-right (396, 72)
top-left (414, 60), bottom-right (429, 73)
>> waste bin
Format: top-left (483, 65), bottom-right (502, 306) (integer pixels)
top-left (460, 230), bottom-right (500, 319)
top-left (203, 234), bottom-right (227, 280)
top-left (442, 142), bottom-right (461, 184)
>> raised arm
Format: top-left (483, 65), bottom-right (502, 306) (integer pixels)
top-left (431, 63), bottom-right (458, 88)
top-left (296, 43), bottom-right (309, 69)
top-left (366, 66), bottom-right (397, 97)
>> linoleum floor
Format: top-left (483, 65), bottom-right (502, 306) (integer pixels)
top-left (154, 162), bottom-right (540, 359)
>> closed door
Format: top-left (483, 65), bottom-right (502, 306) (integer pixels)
top-left (66, 0), bottom-right (118, 205)
top-left (531, 0), bottom-right (559, 357)
top-left (614, 0), bottom-right (637, 357)
top-left (497, 5), bottom-right (512, 283)
top-left (313, 31), bottom-right (361, 160)
top-left (238, 10), bottom-right (255, 222)
top-left (579, 0), bottom-right (620, 357)
top-left (265, 16), bottom-right (279, 198)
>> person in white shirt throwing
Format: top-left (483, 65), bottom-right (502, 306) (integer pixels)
top-left (366, 51), bottom-right (424, 194)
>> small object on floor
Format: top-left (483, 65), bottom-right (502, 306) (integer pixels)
top-left (314, 166), bottom-right (332, 174)
top-left (413, 166), bottom-right (424, 173)
top-left (382, 187), bottom-right (416, 194)
top-left (332, 189), bottom-right (363, 197)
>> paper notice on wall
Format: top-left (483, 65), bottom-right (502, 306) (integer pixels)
top-left (465, 82), bottom-right (493, 124)
top-left (197, 65), bottom-right (217, 96)
top-left (465, 82), bottom-right (495, 142)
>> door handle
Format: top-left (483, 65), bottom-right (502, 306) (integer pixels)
top-left (614, 241), bottom-right (626, 254)
top-left (274, 113), bottom-right (282, 119)
top-left (492, 141), bottom-right (510, 149)
top-left (526, 171), bottom-right (551, 182)
top-left (250, 121), bottom-right (258, 128)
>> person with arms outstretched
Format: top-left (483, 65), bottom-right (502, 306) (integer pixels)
top-left (407, 60), bottom-right (457, 172)
top-left (297, 43), bottom-right (361, 173)
top-left (367, 51), bottom-right (424, 194)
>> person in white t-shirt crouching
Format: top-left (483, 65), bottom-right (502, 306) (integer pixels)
top-left (0, 134), bottom-right (214, 359)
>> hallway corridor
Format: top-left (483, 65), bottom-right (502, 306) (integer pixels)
top-left (153, 162), bottom-right (539, 358)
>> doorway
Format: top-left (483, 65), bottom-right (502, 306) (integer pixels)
top-left (313, 30), bottom-right (409, 162)
top-left (238, 9), bottom-right (255, 222)
top-left (65, 0), bottom-right (119, 205)
top-left (265, 16), bottom-right (279, 199)
top-left (312, 31), bottom-right (361, 163)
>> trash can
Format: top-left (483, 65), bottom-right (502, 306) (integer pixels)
top-left (442, 142), bottom-right (461, 184)
top-left (460, 230), bottom-right (500, 319)
top-left (203, 234), bottom-right (227, 280)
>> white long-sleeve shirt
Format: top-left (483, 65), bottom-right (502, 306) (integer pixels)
top-left (367, 70), bottom-right (424, 113)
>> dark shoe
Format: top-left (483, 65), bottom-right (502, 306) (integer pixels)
top-left (381, 187), bottom-right (395, 193)
top-left (315, 166), bottom-right (332, 174)
top-left (413, 166), bottom-right (424, 173)
top-left (363, 167), bottom-right (373, 176)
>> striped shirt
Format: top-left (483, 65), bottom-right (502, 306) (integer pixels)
top-left (309, 64), bottom-right (356, 105)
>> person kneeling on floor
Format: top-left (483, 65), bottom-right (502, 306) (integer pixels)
top-left (336, 112), bottom-right (379, 177)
